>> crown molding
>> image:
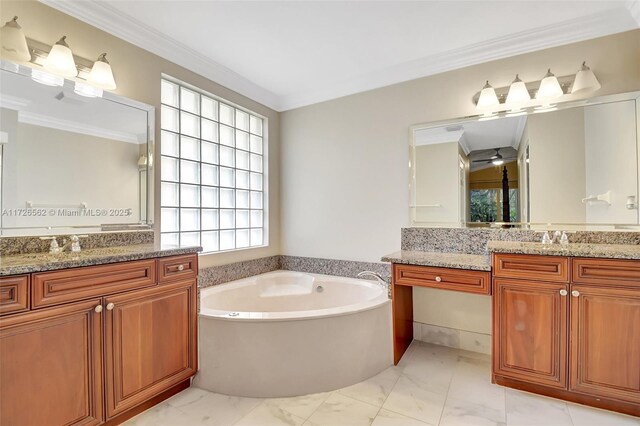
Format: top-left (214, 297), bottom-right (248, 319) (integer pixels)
top-left (40, 1), bottom-right (637, 112)
top-left (278, 8), bottom-right (637, 110)
top-left (39, 0), bottom-right (283, 111)
top-left (627, 0), bottom-right (640, 25)
top-left (19, 110), bottom-right (141, 144)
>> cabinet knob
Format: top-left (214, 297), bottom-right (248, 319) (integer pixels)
top-left (106, 303), bottom-right (115, 310)
top-left (94, 305), bottom-right (103, 313)
top-left (571, 290), bottom-right (580, 297)
top-left (177, 264), bottom-right (185, 271)
top-left (559, 289), bottom-right (567, 296)
top-left (435, 276), bottom-right (442, 282)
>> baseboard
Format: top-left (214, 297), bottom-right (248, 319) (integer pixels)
top-left (413, 322), bottom-right (491, 355)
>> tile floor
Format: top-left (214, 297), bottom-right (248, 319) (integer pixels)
top-left (125, 341), bottom-right (639, 426)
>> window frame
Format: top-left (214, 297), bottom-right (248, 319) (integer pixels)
top-left (159, 75), bottom-right (268, 253)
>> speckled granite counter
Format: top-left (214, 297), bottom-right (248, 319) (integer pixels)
top-left (487, 241), bottom-right (640, 260)
top-left (0, 243), bottom-right (202, 276)
top-left (381, 250), bottom-right (491, 271)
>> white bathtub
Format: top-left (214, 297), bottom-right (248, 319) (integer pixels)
top-left (195, 270), bottom-right (392, 397)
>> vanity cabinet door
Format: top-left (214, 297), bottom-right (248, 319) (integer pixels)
top-left (493, 278), bottom-right (568, 389)
top-left (0, 299), bottom-right (104, 426)
top-left (104, 279), bottom-right (197, 418)
top-left (570, 285), bottom-right (640, 404)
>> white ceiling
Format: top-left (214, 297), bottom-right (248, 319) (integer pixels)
top-left (42, 0), bottom-right (640, 111)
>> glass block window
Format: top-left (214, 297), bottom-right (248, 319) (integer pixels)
top-left (160, 78), bottom-right (266, 252)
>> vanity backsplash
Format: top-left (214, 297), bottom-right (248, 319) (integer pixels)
top-left (401, 227), bottom-right (640, 254)
top-left (0, 230), bottom-right (155, 256)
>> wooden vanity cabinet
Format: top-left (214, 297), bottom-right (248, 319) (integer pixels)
top-left (0, 299), bottom-right (104, 426)
top-left (0, 254), bottom-right (198, 426)
top-left (493, 278), bottom-right (568, 389)
top-left (492, 254), bottom-right (640, 416)
top-left (105, 279), bottom-right (197, 418)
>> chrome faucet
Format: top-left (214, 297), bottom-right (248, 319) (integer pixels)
top-left (40, 235), bottom-right (88, 253)
top-left (357, 271), bottom-right (388, 288)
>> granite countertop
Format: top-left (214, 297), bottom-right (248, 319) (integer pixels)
top-left (487, 240), bottom-right (640, 260)
top-left (0, 243), bottom-right (202, 276)
top-left (381, 250), bottom-right (491, 271)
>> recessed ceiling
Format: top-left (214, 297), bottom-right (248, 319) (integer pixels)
top-left (42, 0), bottom-right (640, 111)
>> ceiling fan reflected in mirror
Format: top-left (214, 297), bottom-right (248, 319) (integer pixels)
top-left (472, 148), bottom-right (516, 166)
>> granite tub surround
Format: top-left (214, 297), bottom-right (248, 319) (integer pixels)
top-left (381, 250), bottom-right (490, 271)
top-left (198, 255), bottom-right (280, 288)
top-left (0, 229), bottom-right (155, 256)
top-left (487, 240), bottom-right (640, 259)
top-left (198, 255), bottom-right (392, 289)
top-left (0, 243), bottom-right (202, 276)
top-left (280, 255), bottom-right (391, 281)
top-left (402, 227), bottom-right (640, 255)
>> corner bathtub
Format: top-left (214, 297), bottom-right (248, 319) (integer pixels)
top-left (194, 270), bottom-right (392, 397)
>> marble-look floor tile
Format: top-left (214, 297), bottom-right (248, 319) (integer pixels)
top-left (338, 366), bottom-right (402, 407)
top-left (439, 397), bottom-right (506, 426)
top-left (234, 402), bottom-right (305, 426)
top-left (370, 409), bottom-right (431, 426)
top-left (447, 356), bottom-right (505, 413)
top-left (167, 387), bottom-right (262, 425)
top-left (505, 389), bottom-right (572, 426)
top-left (263, 392), bottom-right (332, 419)
top-left (123, 402), bottom-right (190, 426)
top-left (382, 376), bottom-right (448, 425)
top-left (567, 402), bottom-right (640, 426)
top-left (305, 393), bottom-right (380, 426)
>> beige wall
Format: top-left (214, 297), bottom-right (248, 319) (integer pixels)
top-left (413, 142), bottom-right (460, 222)
top-left (1, 0), bottom-right (280, 267)
top-left (280, 30), bottom-right (640, 331)
top-left (2, 122), bottom-right (141, 228)
top-left (528, 107), bottom-right (587, 223)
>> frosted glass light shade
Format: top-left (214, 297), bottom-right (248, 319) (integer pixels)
top-left (571, 62), bottom-right (601, 94)
top-left (476, 81), bottom-right (499, 109)
top-left (31, 68), bottom-right (64, 86)
top-left (74, 81), bottom-right (103, 98)
top-left (536, 69), bottom-right (563, 100)
top-left (88, 53), bottom-right (116, 90)
top-left (505, 75), bottom-right (530, 105)
top-left (1, 16), bottom-right (30, 62)
top-left (44, 36), bottom-right (77, 77)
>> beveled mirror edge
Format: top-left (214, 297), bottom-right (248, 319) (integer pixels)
top-left (408, 90), bottom-right (640, 229)
top-left (0, 59), bottom-right (155, 235)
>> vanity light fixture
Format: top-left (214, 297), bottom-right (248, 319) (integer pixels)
top-left (571, 61), bottom-right (601, 94)
top-left (505, 74), bottom-right (530, 107)
top-left (43, 36), bottom-right (77, 78)
top-left (87, 53), bottom-right (116, 90)
top-left (1, 16), bottom-right (30, 62)
top-left (74, 81), bottom-right (103, 98)
top-left (476, 81), bottom-right (500, 109)
top-left (536, 69), bottom-right (563, 101)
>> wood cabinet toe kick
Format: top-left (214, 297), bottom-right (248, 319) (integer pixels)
top-left (0, 253), bottom-right (199, 426)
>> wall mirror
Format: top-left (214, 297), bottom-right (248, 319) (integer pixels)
top-left (410, 91), bottom-right (640, 229)
top-left (0, 60), bottom-right (154, 235)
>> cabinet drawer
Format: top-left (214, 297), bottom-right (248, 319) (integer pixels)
top-left (572, 258), bottom-right (640, 288)
top-left (32, 259), bottom-right (157, 308)
top-left (394, 264), bottom-right (491, 295)
top-left (158, 254), bottom-right (198, 284)
top-left (0, 275), bottom-right (29, 316)
top-left (493, 253), bottom-right (569, 283)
